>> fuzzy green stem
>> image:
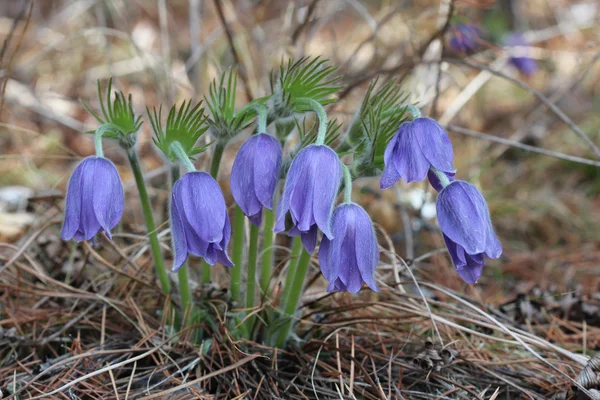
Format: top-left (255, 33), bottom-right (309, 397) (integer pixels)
top-left (171, 165), bottom-right (193, 326)
top-left (230, 205), bottom-right (245, 303)
top-left (94, 123), bottom-right (120, 158)
top-left (170, 141), bottom-right (196, 172)
top-left (280, 236), bottom-right (302, 308)
top-left (343, 164), bottom-right (353, 204)
top-left (259, 209), bottom-right (275, 296)
top-left (430, 165), bottom-right (451, 188)
top-left (407, 105), bottom-right (421, 119)
top-left (210, 142), bottom-right (226, 179)
top-left (275, 249), bottom-right (312, 348)
top-left (244, 223), bottom-right (260, 331)
top-left (127, 150), bottom-right (171, 295)
top-left (297, 98), bottom-right (328, 145)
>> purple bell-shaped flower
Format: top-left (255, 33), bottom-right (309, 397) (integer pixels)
top-left (381, 118), bottom-right (454, 189)
top-left (319, 203), bottom-right (379, 293)
top-left (275, 144), bottom-right (342, 253)
top-left (170, 172), bottom-right (233, 271)
top-left (61, 156), bottom-right (124, 242)
top-left (436, 181), bottom-right (502, 283)
top-left (230, 133), bottom-right (282, 225)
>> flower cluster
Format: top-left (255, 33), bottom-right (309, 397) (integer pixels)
top-left (449, 23), bottom-right (480, 54)
top-left (380, 115), bottom-right (502, 284)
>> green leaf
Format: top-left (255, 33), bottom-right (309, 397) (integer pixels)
top-left (270, 57), bottom-right (342, 118)
top-left (296, 116), bottom-right (343, 151)
top-left (344, 78), bottom-right (410, 172)
top-left (205, 68), bottom-right (270, 141)
top-left (148, 100), bottom-right (209, 161)
top-left (81, 78), bottom-right (142, 139)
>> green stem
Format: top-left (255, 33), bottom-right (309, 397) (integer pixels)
top-left (244, 223), bottom-right (259, 331)
top-left (280, 236), bottom-right (302, 308)
top-left (296, 98), bottom-right (328, 145)
top-left (210, 142), bottom-right (225, 179)
top-left (275, 249), bottom-right (312, 348)
top-left (202, 141), bottom-right (227, 284)
top-left (407, 105), bottom-right (421, 119)
top-left (259, 209), bottom-right (275, 297)
top-left (230, 205), bottom-right (245, 303)
top-left (94, 123), bottom-right (120, 158)
top-left (171, 165), bottom-right (193, 326)
top-left (127, 150), bottom-right (171, 295)
top-left (342, 164), bottom-right (352, 204)
top-left (430, 165), bottom-right (451, 188)
top-left (170, 141), bottom-right (196, 172)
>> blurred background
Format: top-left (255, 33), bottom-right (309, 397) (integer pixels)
top-left (1, 0), bottom-right (599, 298)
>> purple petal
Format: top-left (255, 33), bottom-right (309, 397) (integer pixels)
top-left (171, 196), bottom-right (189, 271)
top-left (92, 158), bottom-right (124, 239)
top-left (457, 264), bottom-right (483, 284)
top-left (301, 225), bottom-right (318, 254)
top-left (412, 118), bottom-right (454, 173)
top-left (351, 205), bottom-right (379, 292)
top-left (253, 134), bottom-right (282, 209)
top-left (389, 123), bottom-right (431, 183)
top-left (61, 159), bottom-right (85, 240)
top-left (230, 137), bottom-right (262, 218)
top-left (310, 146), bottom-right (342, 239)
top-left (248, 209), bottom-right (263, 227)
top-left (80, 160), bottom-right (101, 241)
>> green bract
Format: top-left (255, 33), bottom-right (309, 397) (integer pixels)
top-left (82, 79), bottom-right (142, 147)
top-left (205, 69), bottom-right (268, 142)
top-left (148, 100), bottom-right (210, 161)
top-left (270, 57), bottom-right (341, 118)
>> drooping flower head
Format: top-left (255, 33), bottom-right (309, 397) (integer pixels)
top-left (381, 117), bottom-right (454, 189)
top-left (504, 33), bottom-right (537, 76)
top-left (319, 203), bottom-right (379, 293)
top-left (171, 171), bottom-right (233, 271)
top-left (230, 133), bottom-right (282, 225)
top-left (436, 181), bottom-right (502, 283)
top-left (275, 144), bottom-right (342, 253)
top-left (61, 156), bottom-right (124, 242)
top-left (449, 23), bottom-right (480, 53)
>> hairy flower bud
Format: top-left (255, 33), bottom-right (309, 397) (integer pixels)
top-left (230, 134), bottom-right (282, 225)
top-left (436, 181), bottom-right (502, 283)
top-left (275, 144), bottom-right (342, 253)
top-left (61, 156), bottom-right (124, 242)
top-left (319, 204), bottom-right (379, 293)
top-left (170, 172), bottom-right (233, 271)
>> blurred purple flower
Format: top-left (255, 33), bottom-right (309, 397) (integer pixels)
top-left (275, 145), bottom-right (342, 253)
top-left (231, 133), bottom-right (282, 225)
top-left (381, 118), bottom-right (454, 189)
top-left (505, 33), bottom-right (537, 76)
top-left (449, 23), bottom-right (480, 53)
top-left (171, 172), bottom-right (233, 271)
top-left (436, 181), bottom-right (502, 284)
top-left (61, 156), bottom-right (124, 242)
top-left (319, 203), bottom-right (379, 293)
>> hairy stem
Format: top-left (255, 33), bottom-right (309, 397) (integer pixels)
top-left (244, 223), bottom-right (259, 332)
top-left (127, 150), bottom-right (171, 295)
top-left (342, 164), bottom-right (352, 204)
top-left (230, 205), bottom-right (245, 303)
top-left (296, 98), bottom-right (328, 145)
top-left (170, 141), bottom-right (196, 171)
top-left (259, 209), bottom-right (275, 297)
top-left (280, 236), bottom-right (302, 308)
top-left (275, 249), bottom-right (312, 347)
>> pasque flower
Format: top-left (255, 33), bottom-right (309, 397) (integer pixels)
top-left (275, 144), bottom-right (342, 253)
top-left (230, 133), bottom-right (282, 225)
top-left (436, 180), bottom-right (502, 284)
top-left (381, 118), bottom-right (454, 189)
top-left (319, 203), bottom-right (379, 293)
top-left (504, 33), bottom-right (537, 76)
top-left (61, 156), bottom-right (124, 241)
top-left (171, 171), bottom-right (233, 271)
top-left (449, 23), bottom-right (480, 53)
